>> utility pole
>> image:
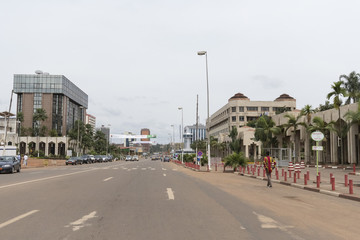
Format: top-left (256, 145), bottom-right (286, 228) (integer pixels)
top-left (196, 95), bottom-right (199, 164)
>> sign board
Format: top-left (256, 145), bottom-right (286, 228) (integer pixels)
top-left (198, 151), bottom-right (203, 157)
top-left (312, 146), bottom-right (323, 151)
top-left (311, 131), bottom-right (324, 142)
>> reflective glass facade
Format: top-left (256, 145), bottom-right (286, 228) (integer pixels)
top-left (13, 74), bottom-right (88, 108)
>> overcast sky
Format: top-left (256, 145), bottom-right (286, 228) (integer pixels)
top-left (1, 0), bottom-right (360, 144)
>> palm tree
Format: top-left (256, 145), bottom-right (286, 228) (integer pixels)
top-left (344, 103), bottom-right (360, 165)
top-left (254, 115), bottom-right (280, 150)
top-left (340, 71), bottom-right (360, 104)
top-left (283, 113), bottom-right (305, 162)
top-left (301, 105), bottom-right (315, 163)
top-left (327, 80), bottom-right (347, 164)
top-left (33, 108), bottom-right (48, 136)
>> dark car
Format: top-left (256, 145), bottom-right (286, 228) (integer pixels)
top-left (79, 155), bottom-right (91, 164)
top-left (66, 157), bottom-right (83, 165)
top-left (163, 156), bottom-right (170, 162)
top-left (0, 156), bottom-right (21, 173)
top-left (94, 155), bottom-right (103, 163)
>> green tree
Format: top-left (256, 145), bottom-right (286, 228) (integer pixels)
top-left (229, 126), bottom-right (241, 153)
top-left (327, 80), bottom-right (347, 164)
top-left (283, 113), bottom-right (305, 161)
top-left (316, 100), bottom-right (334, 112)
top-left (340, 71), bottom-right (360, 104)
top-left (301, 105), bottom-right (315, 161)
top-left (254, 115), bottom-right (280, 149)
top-left (33, 108), bottom-right (48, 136)
top-left (94, 130), bottom-right (107, 154)
top-left (224, 152), bottom-right (247, 171)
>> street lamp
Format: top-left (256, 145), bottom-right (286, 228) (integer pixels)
top-left (178, 107), bottom-right (184, 164)
top-left (197, 50), bottom-right (211, 170)
top-left (170, 124), bottom-right (175, 153)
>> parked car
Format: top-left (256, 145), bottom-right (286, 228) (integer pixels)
top-left (0, 156), bottom-right (21, 173)
top-left (125, 155), bottom-right (132, 161)
top-left (94, 155), bottom-right (103, 163)
top-left (163, 156), bottom-right (170, 162)
top-left (79, 155), bottom-right (91, 164)
top-left (66, 157), bottom-right (83, 165)
top-left (132, 155), bottom-right (139, 161)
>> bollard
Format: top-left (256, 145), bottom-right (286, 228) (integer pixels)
top-left (304, 174), bottom-right (307, 185)
top-left (307, 170), bottom-right (310, 181)
top-left (331, 176), bottom-right (335, 191)
top-left (289, 171), bottom-right (292, 178)
top-left (282, 168), bottom-right (284, 177)
top-left (345, 175), bottom-right (348, 187)
top-left (349, 179), bottom-right (354, 194)
top-left (297, 171), bottom-right (300, 179)
top-left (247, 166), bottom-right (250, 174)
top-left (258, 168), bottom-right (260, 176)
top-left (294, 174), bottom-right (297, 183)
top-left (330, 173), bottom-right (333, 183)
top-left (276, 169), bottom-right (279, 180)
top-left (353, 164), bottom-right (356, 173)
top-left (263, 169), bottom-right (266, 177)
top-left (317, 175), bottom-right (320, 188)
top-left (284, 172), bottom-right (287, 181)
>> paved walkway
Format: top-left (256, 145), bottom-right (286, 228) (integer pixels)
top-left (181, 162), bottom-right (360, 202)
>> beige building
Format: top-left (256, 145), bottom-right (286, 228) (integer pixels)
top-left (272, 102), bottom-right (360, 165)
top-left (208, 93), bottom-right (296, 159)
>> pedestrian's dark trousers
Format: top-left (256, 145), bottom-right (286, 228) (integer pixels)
top-left (266, 169), bottom-right (272, 187)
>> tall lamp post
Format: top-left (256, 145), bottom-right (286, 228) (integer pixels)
top-left (197, 50), bottom-right (211, 170)
top-left (170, 124), bottom-right (175, 153)
top-left (178, 107), bottom-right (184, 164)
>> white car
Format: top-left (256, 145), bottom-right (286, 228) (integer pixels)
top-left (125, 155), bottom-right (132, 161)
top-left (132, 155), bottom-right (139, 161)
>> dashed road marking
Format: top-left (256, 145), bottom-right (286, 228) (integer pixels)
top-left (163, 174), bottom-right (166, 177)
top-left (0, 210), bottom-right (39, 229)
top-left (103, 177), bottom-right (113, 182)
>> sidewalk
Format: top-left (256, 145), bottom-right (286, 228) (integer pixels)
top-left (238, 165), bottom-right (360, 202)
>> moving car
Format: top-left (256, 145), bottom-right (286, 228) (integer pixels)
top-left (0, 156), bottom-right (21, 173)
top-left (163, 156), bottom-right (170, 162)
top-left (66, 157), bottom-right (83, 165)
top-left (132, 155), bottom-right (139, 161)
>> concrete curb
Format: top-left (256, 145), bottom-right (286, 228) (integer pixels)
top-left (235, 172), bottom-right (360, 203)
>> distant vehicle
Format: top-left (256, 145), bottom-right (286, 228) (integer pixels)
top-left (125, 155), bottom-right (132, 161)
top-left (163, 156), bottom-right (170, 162)
top-left (132, 155), bottom-right (139, 161)
top-left (66, 157), bottom-right (82, 165)
top-left (0, 156), bottom-right (21, 173)
top-left (94, 155), bottom-right (103, 163)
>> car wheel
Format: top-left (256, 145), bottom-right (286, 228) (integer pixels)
top-left (10, 167), bottom-right (15, 174)
top-left (17, 167), bottom-right (21, 173)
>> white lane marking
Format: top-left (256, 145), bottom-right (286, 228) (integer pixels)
top-left (172, 169), bottom-right (178, 171)
top-left (112, 168), bottom-right (118, 170)
top-left (103, 177), bottom-right (113, 182)
top-left (66, 211), bottom-right (97, 231)
top-left (162, 168), bottom-right (167, 171)
top-left (29, 171), bottom-right (43, 174)
top-left (0, 210), bottom-right (39, 229)
top-left (163, 174), bottom-right (166, 177)
top-left (132, 168), bottom-right (137, 170)
top-left (253, 212), bottom-right (294, 230)
top-left (0, 169), bottom-right (97, 190)
top-left (142, 168), bottom-right (147, 170)
top-left (151, 168), bottom-right (156, 170)
top-left (167, 188), bottom-right (175, 200)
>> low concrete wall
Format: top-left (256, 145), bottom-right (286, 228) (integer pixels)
top-left (22, 158), bottom-right (66, 168)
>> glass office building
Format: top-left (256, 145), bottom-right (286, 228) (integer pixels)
top-left (13, 73), bottom-right (88, 136)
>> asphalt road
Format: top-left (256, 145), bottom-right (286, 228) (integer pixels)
top-left (0, 159), bottom-right (359, 240)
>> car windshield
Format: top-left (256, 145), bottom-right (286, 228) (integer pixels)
top-left (0, 156), bottom-right (15, 162)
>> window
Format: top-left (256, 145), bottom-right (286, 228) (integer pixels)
top-left (232, 116), bottom-right (236, 122)
top-left (239, 107), bottom-right (244, 112)
top-left (239, 116), bottom-right (244, 121)
top-left (247, 116), bottom-right (259, 121)
top-left (247, 107), bottom-right (258, 111)
top-left (261, 107), bottom-right (269, 112)
top-left (231, 107), bottom-right (236, 112)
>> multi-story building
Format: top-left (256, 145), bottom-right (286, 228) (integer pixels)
top-left (13, 72), bottom-right (88, 156)
top-left (208, 92), bottom-right (296, 159)
top-left (185, 124), bottom-right (206, 144)
top-left (85, 114), bottom-right (96, 133)
top-left (13, 72), bottom-right (88, 136)
top-left (99, 125), bottom-right (110, 144)
top-left (140, 128), bottom-right (151, 153)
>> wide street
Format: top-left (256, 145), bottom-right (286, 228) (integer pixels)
top-left (1, 158), bottom-right (359, 240)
